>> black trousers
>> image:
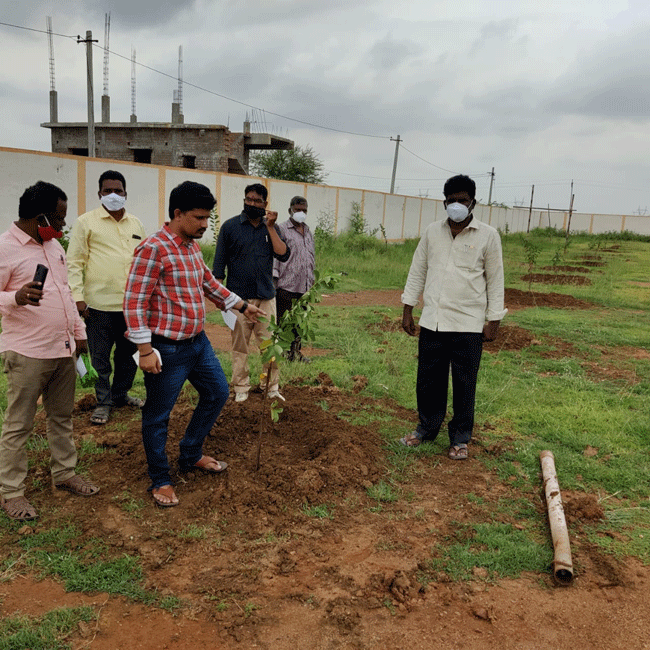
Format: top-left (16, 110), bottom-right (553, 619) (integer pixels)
top-left (416, 328), bottom-right (483, 446)
top-left (275, 287), bottom-right (304, 353)
top-left (85, 308), bottom-right (138, 407)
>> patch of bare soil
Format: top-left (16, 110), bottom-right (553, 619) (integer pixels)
top-left (521, 273), bottom-right (593, 286)
top-left (541, 265), bottom-right (591, 273)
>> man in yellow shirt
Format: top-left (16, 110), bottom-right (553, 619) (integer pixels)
top-left (67, 170), bottom-right (146, 425)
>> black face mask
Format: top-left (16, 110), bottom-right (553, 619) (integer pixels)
top-left (243, 203), bottom-right (266, 220)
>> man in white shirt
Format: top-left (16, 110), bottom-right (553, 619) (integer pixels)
top-left (399, 175), bottom-right (507, 459)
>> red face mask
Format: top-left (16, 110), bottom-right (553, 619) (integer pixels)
top-left (38, 216), bottom-right (63, 242)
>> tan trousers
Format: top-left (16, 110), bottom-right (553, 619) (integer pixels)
top-left (0, 352), bottom-right (77, 499)
top-left (231, 298), bottom-right (279, 394)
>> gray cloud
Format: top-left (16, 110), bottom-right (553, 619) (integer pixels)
top-left (544, 26), bottom-right (650, 120)
top-left (367, 35), bottom-right (424, 71)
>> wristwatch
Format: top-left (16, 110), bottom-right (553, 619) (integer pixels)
top-left (238, 301), bottom-right (249, 314)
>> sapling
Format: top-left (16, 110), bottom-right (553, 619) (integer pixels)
top-left (256, 270), bottom-right (339, 470)
top-left (522, 237), bottom-right (541, 292)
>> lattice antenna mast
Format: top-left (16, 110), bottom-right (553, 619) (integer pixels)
top-left (103, 13), bottom-right (110, 95)
top-left (178, 45), bottom-right (183, 114)
top-left (131, 47), bottom-right (136, 117)
top-left (46, 16), bottom-right (55, 91)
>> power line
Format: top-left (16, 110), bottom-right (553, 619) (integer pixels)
top-left (0, 20), bottom-right (76, 39)
top-left (0, 19), bottom-right (391, 140)
top-left (399, 144), bottom-right (459, 174)
top-left (96, 44), bottom-right (392, 140)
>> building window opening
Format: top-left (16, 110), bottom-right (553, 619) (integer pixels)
top-left (182, 155), bottom-right (196, 169)
top-left (133, 149), bottom-right (152, 164)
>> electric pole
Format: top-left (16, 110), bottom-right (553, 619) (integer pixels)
top-left (487, 167), bottom-right (495, 205)
top-left (77, 30), bottom-right (98, 157)
top-left (389, 135), bottom-right (401, 194)
top-left (527, 184), bottom-right (535, 233)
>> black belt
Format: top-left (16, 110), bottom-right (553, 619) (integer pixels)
top-left (151, 332), bottom-right (203, 345)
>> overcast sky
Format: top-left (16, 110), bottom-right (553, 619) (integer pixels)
top-left (1, 0), bottom-right (649, 215)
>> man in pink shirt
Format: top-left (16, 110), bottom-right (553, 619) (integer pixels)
top-left (0, 181), bottom-right (100, 521)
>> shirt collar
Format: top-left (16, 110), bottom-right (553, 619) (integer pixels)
top-left (161, 223), bottom-right (192, 248)
top-left (444, 216), bottom-right (479, 231)
top-left (10, 222), bottom-right (39, 246)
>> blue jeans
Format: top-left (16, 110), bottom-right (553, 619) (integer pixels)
top-left (416, 328), bottom-right (483, 446)
top-left (141, 332), bottom-right (229, 490)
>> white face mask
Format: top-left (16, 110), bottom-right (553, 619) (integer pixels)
top-left (101, 193), bottom-right (126, 212)
top-left (446, 202), bottom-right (470, 223)
top-left (291, 211), bottom-right (307, 224)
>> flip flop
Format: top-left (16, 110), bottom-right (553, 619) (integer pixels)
top-left (182, 455), bottom-right (228, 474)
top-left (152, 485), bottom-right (179, 508)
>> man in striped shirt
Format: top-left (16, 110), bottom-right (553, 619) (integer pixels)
top-left (273, 196), bottom-right (315, 363)
top-left (124, 181), bottom-right (264, 508)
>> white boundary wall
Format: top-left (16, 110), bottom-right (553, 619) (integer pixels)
top-left (2, 146), bottom-right (649, 240)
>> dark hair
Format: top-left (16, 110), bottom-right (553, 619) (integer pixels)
top-left (98, 170), bottom-right (126, 191)
top-left (168, 181), bottom-right (216, 220)
top-left (443, 175), bottom-right (476, 200)
top-left (244, 183), bottom-right (268, 201)
top-left (18, 181), bottom-right (68, 220)
top-left (290, 196), bottom-right (307, 207)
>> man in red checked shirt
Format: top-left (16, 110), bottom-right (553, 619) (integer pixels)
top-left (123, 181), bottom-right (264, 508)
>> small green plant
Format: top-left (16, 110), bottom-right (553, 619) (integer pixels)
top-left (349, 201), bottom-right (378, 236)
top-left (551, 248), bottom-right (562, 274)
top-left (315, 207), bottom-right (337, 250)
top-left (379, 223), bottom-right (388, 247)
top-left (178, 524), bottom-right (208, 540)
top-left (522, 237), bottom-right (541, 291)
top-left (112, 491), bottom-right (146, 517)
top-left (0, 606), bottom-right (96, 650)
top-left (366, 480), bottom-right (398, 503)
top-left (210, 206), bottom-right (221, 246)
top-left (301, 503), bottom-right (334, 519)
top-left (243, 602), bottom-right (260, 618)
top-left (382, 597), bottom-right (397, 615)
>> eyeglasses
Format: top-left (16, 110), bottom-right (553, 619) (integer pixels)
top-left (244, 197), bottom-right (265, 206)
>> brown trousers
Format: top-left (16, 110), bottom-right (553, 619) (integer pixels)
top-left (0, 352), bottom-right (77, 499)
top-left (230, 298), bottom-right (279, 394)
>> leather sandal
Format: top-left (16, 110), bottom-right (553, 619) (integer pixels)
top-left (55, 475), bottom-right (100, 496)
top-left (1, 495), bottom-right (38, 521)
top-left (399, 431), bottom-right (425, 447)
top-left (152, 485), bottom-right (179, 508)
top-left (448, 444), bottom-right (468, 460)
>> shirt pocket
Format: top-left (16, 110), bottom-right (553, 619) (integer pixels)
top-left (455, 244), bottom-right (481, 270)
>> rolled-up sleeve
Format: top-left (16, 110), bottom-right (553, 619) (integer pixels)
top-left (123, 243), bottom-right (161, 344)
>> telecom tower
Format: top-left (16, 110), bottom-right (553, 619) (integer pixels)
top-left (46, 16), bottom-right (57, 122)
top-left (102, 12), bottom-right (110, 122)
top-left (130, 47), bottom-right (137, 122)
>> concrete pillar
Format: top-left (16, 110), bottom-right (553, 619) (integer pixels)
top-left (171, 102), bottom-right (184, 124)
top-left (49, 90), bottom-right (58, 123)
top-left (101, 95), bottom-right (110, 123)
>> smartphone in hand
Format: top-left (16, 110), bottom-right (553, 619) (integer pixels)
top-left (32, 264), bottom-right (49, 304)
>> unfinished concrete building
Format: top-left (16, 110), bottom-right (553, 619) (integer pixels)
top-left (41, 96), bottom-right (293, 174)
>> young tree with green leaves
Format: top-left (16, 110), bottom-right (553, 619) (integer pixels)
top-left (250, 145), bottom-right (327, 184)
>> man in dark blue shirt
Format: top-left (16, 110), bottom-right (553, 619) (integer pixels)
top-left (213, 183), bottom-right (290, 402)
